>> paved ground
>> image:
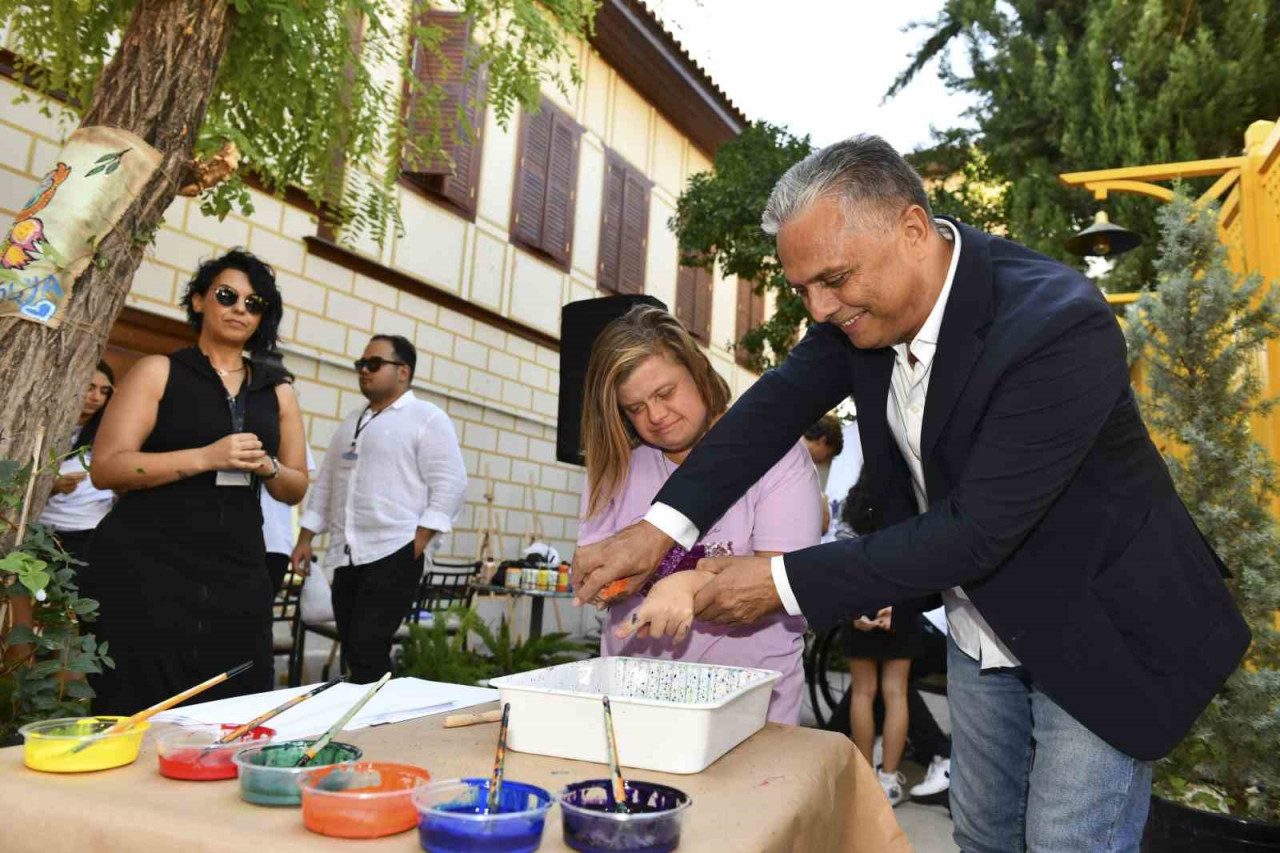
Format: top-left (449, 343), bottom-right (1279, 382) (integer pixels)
top-left (799, 673), bottom-right (959, 853)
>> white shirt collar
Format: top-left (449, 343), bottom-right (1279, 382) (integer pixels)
top-left (893, 219), bottom-right (962, 368)
top-left (388, 389), bottom-right (415, 410)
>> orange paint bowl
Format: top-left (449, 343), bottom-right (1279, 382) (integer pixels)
top-left (298, 761), bottom-right (432, 838)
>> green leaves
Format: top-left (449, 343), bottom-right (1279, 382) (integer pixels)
top-left (0, 456), bottom-right (111, 740)
top-left (671, 121), bottom-right (815, 369)
top-left (0, 0), bottom-right (597, 248)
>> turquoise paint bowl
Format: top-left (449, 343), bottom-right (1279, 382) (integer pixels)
top-left (231, 740), bottom-right (363, 807)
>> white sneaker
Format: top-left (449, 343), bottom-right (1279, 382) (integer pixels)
top-left (878, 768), bottom-right (905, 807)
top-left (872, 735), bottom-right (883, 769)
top-left (909, 756), bottom-right (951, 798)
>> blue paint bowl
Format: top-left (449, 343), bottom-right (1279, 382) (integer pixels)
top-left (559, 780), bottom-right (691, 853)
top-left (413, 777), bottom-right (553, 853)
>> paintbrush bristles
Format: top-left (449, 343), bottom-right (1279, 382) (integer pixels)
top-left (486, 702), bottom-right (512, 815)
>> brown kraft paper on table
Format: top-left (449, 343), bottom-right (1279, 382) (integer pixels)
top-left (0, 704), bottom-right (914, 853)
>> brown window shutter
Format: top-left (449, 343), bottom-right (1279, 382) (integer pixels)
top-left (438, 64), bottom-right (487, 217)
top-left (617, 168), bottom-right (650, 294)
top-left (511, 104), bottom-right (552, 249)
top-left (694, 267), bottom-right (713, 342)
top-left (401, 11), bottom-right (471, 178)
top-left (540, 109), bottom-right (581, 268)
top-left (675, 264), bottom-right (697, 329)
top-left (597, 152), bottom-right (625, 291)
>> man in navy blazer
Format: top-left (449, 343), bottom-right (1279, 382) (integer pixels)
top-left (572, 136), bottom-right (1249, 852)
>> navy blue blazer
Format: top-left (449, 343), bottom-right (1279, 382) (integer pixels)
top-left (655, 219), bottom-right (1249, 760)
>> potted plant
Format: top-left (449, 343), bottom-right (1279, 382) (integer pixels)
top-left (396, 606), bottom-right (589, 686)
top-left (1125, 193), bottom-right (1280, 847)
top-left (0, 454), bottom-right (114, 746)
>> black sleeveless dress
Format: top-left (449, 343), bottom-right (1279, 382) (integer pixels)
top-left (87, 347), bottom-right (283, 715)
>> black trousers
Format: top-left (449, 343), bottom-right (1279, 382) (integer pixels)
top-left (265, 552), bottom-right (289, 598)
top-left (331, 542), bottom-right (421, 684)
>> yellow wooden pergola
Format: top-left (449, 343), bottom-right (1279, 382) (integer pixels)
top-left (1058, 119), bottom-right (1280, 311)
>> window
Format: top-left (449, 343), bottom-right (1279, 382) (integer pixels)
top-left (675, 263), bottom-right (713, 342)
top-left (510, 97), bottom-right (583, 270)
top-left (597, 150), bottom-right (651, 293)
top-left (735, 278), bottom-right (766, 368)
top-left (400, 10), bottom-right (487, 220)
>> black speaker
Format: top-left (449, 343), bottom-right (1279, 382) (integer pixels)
top-left (557, 294), bottom-right (666, 465)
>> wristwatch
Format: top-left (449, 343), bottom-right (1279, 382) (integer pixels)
top-left (262, 455), bottom-right (281, 480)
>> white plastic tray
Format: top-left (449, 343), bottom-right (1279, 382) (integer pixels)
top-left (487, 656), bottom-right (780, 774)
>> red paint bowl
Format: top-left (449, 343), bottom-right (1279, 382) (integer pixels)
top-left (299, 761), bottom-right (432, 838)
top-left (156, 724), bottom-right (276, 781)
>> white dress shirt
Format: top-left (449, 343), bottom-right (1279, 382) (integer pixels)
top-left (645, 220), bottom-right (1019, 669)
top-left (261, 444), bottom-right (316, 556)
top-left (300, 390), bottom-right (467, 569)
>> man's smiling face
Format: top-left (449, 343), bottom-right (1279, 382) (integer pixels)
top-left (777, 196), bottom-right (936, 350)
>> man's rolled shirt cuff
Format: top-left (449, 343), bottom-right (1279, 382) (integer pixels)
top-left (417, 510), bottom-right (454, 534)
top-left (299, 510), bottom-right (328, 535)
top-left (644, 503), bottom-right (699, 550)
top-left (771, 554), bottom-right (803, 617)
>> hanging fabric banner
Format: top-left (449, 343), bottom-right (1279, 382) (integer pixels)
top-left (0, 126), bottom-right (162, 328)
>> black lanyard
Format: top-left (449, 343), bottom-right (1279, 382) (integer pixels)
top-left (351, 405), bottom-right (384, 449)
top-left (226, 384), bottom-right (247, 433)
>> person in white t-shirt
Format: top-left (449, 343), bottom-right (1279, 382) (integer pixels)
top-left (38, 360), bottom-right (117, 568)
top-left (291, 334), bottom-right (467, 684)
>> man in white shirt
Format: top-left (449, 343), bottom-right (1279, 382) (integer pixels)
top-left (571, 136), bottom-right (1248, 852)
top-left (292, 335), bottom-right (467, 684)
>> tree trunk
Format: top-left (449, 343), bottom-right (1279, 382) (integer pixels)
top-left (0, 0), bottom-right (236, 552)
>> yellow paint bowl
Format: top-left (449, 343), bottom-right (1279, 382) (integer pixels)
top-left (19, 716), bottom-right (149, 773)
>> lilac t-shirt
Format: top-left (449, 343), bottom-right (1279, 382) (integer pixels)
top-left (578, 440), bottom-right (823, 724)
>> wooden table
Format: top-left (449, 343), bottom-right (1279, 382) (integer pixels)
top-left (2, 702), bottom-right (913, 853)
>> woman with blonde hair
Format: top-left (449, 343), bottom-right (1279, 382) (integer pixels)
top-left (576, 305), bottom-right (822, 723)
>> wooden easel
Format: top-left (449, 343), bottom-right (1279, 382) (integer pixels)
top-left (525, 474), bottom-right (563, 633)
top-left (473, 466), bottom-right (513, 628)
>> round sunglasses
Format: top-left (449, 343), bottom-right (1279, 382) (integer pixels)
top-left (213, 284), bottom-right (269, 316)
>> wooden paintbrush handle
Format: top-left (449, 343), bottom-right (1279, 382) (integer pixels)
top-left (443, 709), bottom-right (504, 728)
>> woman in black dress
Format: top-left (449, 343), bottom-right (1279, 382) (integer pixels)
top-left (88, 249), bottom-right (308, 714)
top-left (835, 474), bottom-right (921, 806)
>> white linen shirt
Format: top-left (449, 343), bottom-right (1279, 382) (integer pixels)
top-left (646, 220), bottom-right (1019, 669)
top-left (300, 391), bottom-right (467, 569)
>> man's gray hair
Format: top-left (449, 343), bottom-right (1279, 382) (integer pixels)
top-left (761, 134), bottom-right (933, 236)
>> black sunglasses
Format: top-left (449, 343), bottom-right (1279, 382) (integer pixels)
top-left (213, 284), bottom-right (269, 316)
top-left (354, 356), bottom-right (406, 373)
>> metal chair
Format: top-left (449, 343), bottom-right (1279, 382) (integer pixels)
top-left (394, 558), bottom-right (482, 650)
top-left (271, 566), bottom-right (305, 687)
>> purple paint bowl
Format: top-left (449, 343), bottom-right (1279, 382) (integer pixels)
top-left (559, 780), bottom-right (691, 853)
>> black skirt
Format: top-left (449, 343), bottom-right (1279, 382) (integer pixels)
top-left (841, 611), bottom-right (925, 661)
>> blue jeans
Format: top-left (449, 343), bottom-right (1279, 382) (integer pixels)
top-left (948, 635), bottom-right (1152, 853)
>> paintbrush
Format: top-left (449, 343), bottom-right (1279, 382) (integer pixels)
top-left (200, 677), bottom-right (344, 756)
top-left (71, 661), bottom-right (254, 754)
top-left (601, 696), bottom-right (630, 814)
top-left (294, 671), bottom-right (391, 767)
top-left (486, 702), bottom-right (512, 814)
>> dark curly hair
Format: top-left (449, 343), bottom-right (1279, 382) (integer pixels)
top-left (840, 471), bottom-right (879, 537)
top-left (179, 248), bottom-right (283, 356)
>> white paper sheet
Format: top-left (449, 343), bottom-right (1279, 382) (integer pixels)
top-left (151, 678), bottom-right (497, 741)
